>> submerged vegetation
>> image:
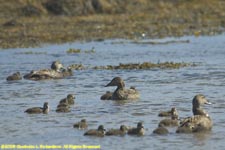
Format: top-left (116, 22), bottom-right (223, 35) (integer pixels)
top-left (0, 0), bottom-right (225, 48)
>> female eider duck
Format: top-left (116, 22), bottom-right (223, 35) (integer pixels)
top-left (23, 61), bottom-right (73, 80)
top-left (25, 102), bottom-right (49, 114)
top-left (102, 77), bottom-right (140, 100)
top-left (176, 94), bottom-right (212, 133)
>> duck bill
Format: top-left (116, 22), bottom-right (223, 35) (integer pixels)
top-left (105, 82), bottom-right (113, 87)
top-left (205, 101), bottom-right (212, 105)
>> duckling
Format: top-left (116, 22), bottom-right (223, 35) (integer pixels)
top-left (73, 119), bottom-right (88, 129)
top-left (84, 125), bottom-right (106, 137)
top-left (158, 107), bottom-right (177, 117)
top-left (158, 108), bottom-right (179, 127)
top-left (176, 94), bottom-right (213, 133)
top-left (6, 72), bottom-right (22, 81)
top-left (153, 125), bottom-right (169, 135)
top-left (59, 94), bottom-right (75, 105)
top-left (127, 122), bottom-right (144, 136)
top-left (56, 104), bottom-right (70, 113)
top-left (104, 77), bottom-right (140, 100)
top-left (105, 125), bottom-right (128, 136)
top-left (25, 102), bottom-right (49, 114)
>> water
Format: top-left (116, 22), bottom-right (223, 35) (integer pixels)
top-left (0, 35), bottom-right (225, 149)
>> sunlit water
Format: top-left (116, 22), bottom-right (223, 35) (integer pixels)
top-left (0, 35), bottom-right (225, 149)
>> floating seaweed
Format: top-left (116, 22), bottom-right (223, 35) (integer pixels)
top-left (66, 48), bottom-right (95, 54)
top-left (92, 62), bottom-right (196, 70)
top-left (68, 64), bottom-right (86, 70)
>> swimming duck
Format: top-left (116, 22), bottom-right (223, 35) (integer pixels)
top-left (153, 125), bottom-right (169, 135)
top-left (23, 61), bottom-right (73, 80)
top-left (127, 122), bottom-right (145, 136)
top-left (25, 102), bottom-right (49, 114)
top-left (103, 77), bottom-right (140, 100)
top-left (158, 107), bottom-right (177, 117)
top-left (105, 125), bottom-right (128, 136)
top-left (6, 72), bottom-right (22, 81)
top-left (84, 125), bottom-right (106, 137)
top-left (59, 94), bottom-right (75, 105)
top-left (158, 108), bottom-right (179, 127)
top-left (73, 119), bottom-right (88, 129)
top-left (176, 94), bottom-right (212, 133)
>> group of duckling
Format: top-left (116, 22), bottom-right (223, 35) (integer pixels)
top-left (73, 121), bottom-right (144, 137)
top-left (8, 61), bottom-right (213, 137)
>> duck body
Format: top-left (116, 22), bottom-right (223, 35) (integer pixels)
top-left (6, 72), bottom-right (22, 81)
top-left (158, 107), bottom-right (177, 117)
top-left (176, 94), bottom-right (213, 133)
top-left (23, 61), bottom-right (73, 81)
top-left (105, 125), bottom-right (127, 136)
top-left (73, 119), bottom-right (88, 129)
top-left (153, 126), bottom-right (169, 135)
top-left (127, 122), bottom-right (144, 136)
top-left (103, 77), bottom-right (140, 100)
top-left (176, 115), bottom-right (212, 133)
top-left (25, 102), bottom-right (49, 114)
top-left (159, 118), bottom-right (179, 127)
top-left (84, 125), bottom-right (105, 137)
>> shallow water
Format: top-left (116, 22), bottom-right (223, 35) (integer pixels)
top-left (1, 35), bottom-right (225, 149)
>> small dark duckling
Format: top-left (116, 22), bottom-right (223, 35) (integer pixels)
top-left (6, 72), bottom-right (22, 81)
top-left (158, 109), bottom-right (179, 127)
top-left (84, 125), bottom-right (106, 137)
top-left (158, 107), bottom-right (177, 117)
top-left (127, 122), bottom-right (145, 136)
top-left (59, 94), bottom-right (75, 105)
top-left (100, 91), bottom-right (113, 100)
top-left (25, 102), bottom-right (49, 114)
top-left (153, 125), bottom-right (169, 135)
top-left (73, 119), bottom-right (88, 129)
top-left (105, 125), bottom-right (128, 136)
top-left (56, 105), bottom-right (70, 113)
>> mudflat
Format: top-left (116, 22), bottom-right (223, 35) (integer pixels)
top-left (0, 0), bottom-right (224, 48)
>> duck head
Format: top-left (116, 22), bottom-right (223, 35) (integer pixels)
top-left (105, 77), bottom-right (125, 89)
top-left (51, 61), bottom-right (64, 72)
top-left (120, 125), bottom-right (128, 132)
top-left (67, 94), bottom-right (75, 100)
top-left (81, 119), bottom-right (87, 123)
top-left (43, 102), bottom-right (49, 113)
top-left (137, 122), bottom-right (144, 129)
top-left (97, 125), bottom-right (106, 134)
top-left (192, 94), bottom-right (211, 108)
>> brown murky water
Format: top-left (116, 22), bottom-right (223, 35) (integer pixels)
top-left (0, 35), bottom-right (225, 149)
